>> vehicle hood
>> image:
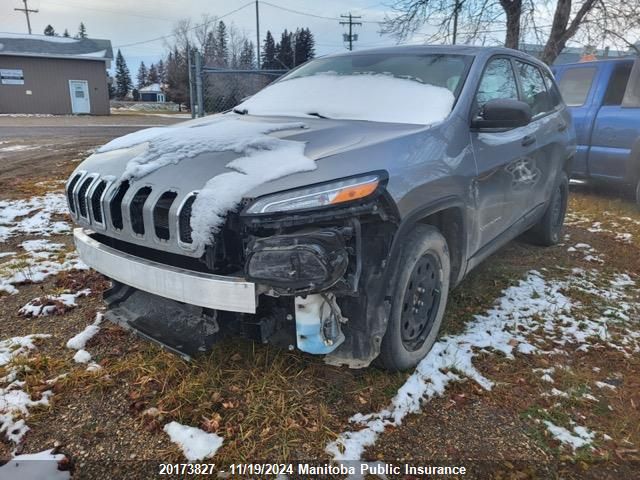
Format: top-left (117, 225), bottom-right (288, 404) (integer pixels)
top-left (73, 113), bottom-right (426, 197)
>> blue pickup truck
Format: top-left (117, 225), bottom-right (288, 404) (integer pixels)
top-left (553, 58), bottom-right (640, 204)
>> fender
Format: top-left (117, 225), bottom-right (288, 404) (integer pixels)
top-left (382, 195), bottom-right (468, 297)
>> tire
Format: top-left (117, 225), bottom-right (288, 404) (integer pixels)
top-left (635, 179), bottom-right (640, 208)
top-left (528, 173), bottom-right (569, 246)
top-left (378, 225), bottom-right (451, 371)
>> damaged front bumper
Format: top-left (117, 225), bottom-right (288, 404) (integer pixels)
top-left (73, 228), bottom-right (257, 313)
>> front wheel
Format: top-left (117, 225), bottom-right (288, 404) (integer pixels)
top-left (378, 225), bottom-right (451, 371)
top-left (527, 173), bottom-right (569, 246)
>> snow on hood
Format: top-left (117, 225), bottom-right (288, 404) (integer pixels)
top-left (96, 115), bottom-right (315, 244)
top-left (238, 72), bottom-right (455, 125)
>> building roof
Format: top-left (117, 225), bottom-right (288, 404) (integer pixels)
top-left (139, 83), bottom-right (162, 93)
top-left (0, 32), bottom-right (113, 63)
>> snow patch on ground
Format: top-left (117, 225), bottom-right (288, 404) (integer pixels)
top-left (163, 421), bottom-right (223, 461)
top-left (0, 334), bottom-right (52, 443)
top-left (238, 72), bottom-right (455, 125)
top-left (544, 421), bottom-right (595, 450)
top-left (0, 448), bottom-right (70, 480)
top-left (0, 193), bottom-right (70, 242)
top-left (0, 195), bottom-right (86, 295)
top-left (19, 289), bottom-right (90, 317)
top-left (66, 313), bottom-right (102, 367)
top-left (326, 269), bottom-right (638, 461)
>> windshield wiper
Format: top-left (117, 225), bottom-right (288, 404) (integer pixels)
top-left (233, 108), bottom-right (248, 115)
top-left (307, 112), bottom-right (330, 119)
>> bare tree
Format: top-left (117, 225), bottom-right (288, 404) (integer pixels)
top-left (383, 0), bottom-right (640, 64)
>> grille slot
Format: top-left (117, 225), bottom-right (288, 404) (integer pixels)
top-left (153, 191), bottom-right (178, 240)
top-left (90, 180), bottom-right (107, 224)
top-left (178, 194), bottom-right (197, 244)
top-left (77, 177), bottom-right (94, 218)
top-left (67, 173), bottom-right (81, 214)
top-left (110, 181), bottom-right (130, 230)
top-left (130, 187), bottom-right (152, 235)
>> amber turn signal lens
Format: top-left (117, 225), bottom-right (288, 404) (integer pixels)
top-left (330, 180), bottom-right (379, 205)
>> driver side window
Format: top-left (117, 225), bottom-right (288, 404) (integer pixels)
top-left (475, 58), bottom-right (519, 110)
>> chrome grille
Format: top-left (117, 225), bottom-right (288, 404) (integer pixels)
top-left (110, 181), bottom-right (130, 230)
top-left (66, 172), bottom-right (202, 254)
top-left (153, 191), bottom-right (177, 240)
top-left (76, 176), bottom-right (94, 218)
top-left (179, 194), bottom-right (197, 244)
top-left (90, 180), bottom-right (107, 224)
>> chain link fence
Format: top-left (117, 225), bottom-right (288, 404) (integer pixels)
top-left (200, 69), bottom-right (287, 114)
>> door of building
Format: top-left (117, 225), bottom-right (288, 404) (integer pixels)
top-left (69, 80), bottom-right (91, 114)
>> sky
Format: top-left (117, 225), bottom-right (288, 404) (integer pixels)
top-left (2, 0), bottom-right (419, 72)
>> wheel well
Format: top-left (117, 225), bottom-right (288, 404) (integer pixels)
top-left (417, 207), bottom-right (464, 286)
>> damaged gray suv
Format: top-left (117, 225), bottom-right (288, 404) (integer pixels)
top-left (68, 45), bottom-right (575, 370)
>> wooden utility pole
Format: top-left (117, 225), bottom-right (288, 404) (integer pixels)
top-left (340, 13), bottom-right (362, 51)
top-left (14, 0), bottom-right (38, 35)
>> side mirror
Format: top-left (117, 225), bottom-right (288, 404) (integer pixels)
top-left (471, 98), bottom-right (532, 130)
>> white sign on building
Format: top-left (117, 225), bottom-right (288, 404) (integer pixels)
top-left (0, 69), bottom-right (25, 85)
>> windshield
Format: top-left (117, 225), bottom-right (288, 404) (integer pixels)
top-left (237, 53), bottom-right (472, 125)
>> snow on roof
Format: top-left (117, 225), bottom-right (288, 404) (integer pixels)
top-left (0, 32), bottom-right (80, 43)
top-left (139, 83), bottom-right (162, 92)
top-left (238, 72), bottom-right (455, 125)
top-left (0, 32), bottom-right (113, 60)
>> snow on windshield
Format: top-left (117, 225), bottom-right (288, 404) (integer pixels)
top-left (238, 72), bottom-right (455, 125)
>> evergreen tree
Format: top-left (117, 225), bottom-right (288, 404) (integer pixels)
top-left (166, 47), bottom-right (189, 109)
top-left (63, 29), bottom-right (70, 37)
top-left (157, 59), bottom-right (166, 84)
top-left (203, 31), bottom-right (217, 66)
top-left (147, 63), bottom-right (159, 84)
top-left (108, 75), bottom-right (116, 99)
top-left (214, 21), bottom-right (229, 67)
top-left (275, 29), bottom-right (294, 69)
top-left (114, 50), bottom-right (133, 99)
top-left (136, 61), bottom-right (149, 89)
top-left (239, 39), bottom-right (255, 69)
top-left (261, 31), bottom-right (277, 69)
top-left (43, 25), bottom-right (56, 36)
top-left (293, 28), bottom-right (315, 67)
top-left (77, 22), bottom-right (87, 39)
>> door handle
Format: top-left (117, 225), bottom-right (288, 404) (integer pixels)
top-left (521, 135), bottom-right (536, 147)
top-left (557, 122), bottom-right (567, 132)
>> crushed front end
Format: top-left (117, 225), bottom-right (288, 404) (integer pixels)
top-left (69, 170), bottom-right (399, 368)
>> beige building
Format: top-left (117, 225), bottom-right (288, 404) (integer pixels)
top-left (0, 33), bottom-right (113, 115)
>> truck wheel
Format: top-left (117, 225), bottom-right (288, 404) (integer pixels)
top-left (635, 179), bottom-right (640, 208)
top-left (528, 173), bottom-right (569, 246)
top-left (378, 225), bottom-right (450, 371)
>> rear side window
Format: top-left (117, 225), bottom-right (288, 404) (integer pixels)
top-left (516, 61), bottom-right (554, 115)
top-left (542, 70), bottom-right (562, 107)
top-left (475, 58), bottom-right (519, 109)
top-left (558, 67), bottom-right (597, 106)
top-left (603, 62), bottom-right (633, 106)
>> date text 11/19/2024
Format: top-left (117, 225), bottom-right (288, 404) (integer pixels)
top-left (159, 463), bottom-right (468, 476)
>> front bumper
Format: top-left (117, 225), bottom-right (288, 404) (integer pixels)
top-left (73, 228), bottom-right (257, 313)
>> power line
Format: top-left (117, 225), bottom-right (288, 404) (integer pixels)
top-left (40, 0), bottom-right (177, 23)
top-left (261, 1), bottom-right (381, 24)
top-left (113, 1), bottom-right (254, 49)
top-left (14, 0), bottom-right (38, 34)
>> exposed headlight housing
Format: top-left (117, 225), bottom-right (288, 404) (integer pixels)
top-left (244, 174), bottom-right (382, 215)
